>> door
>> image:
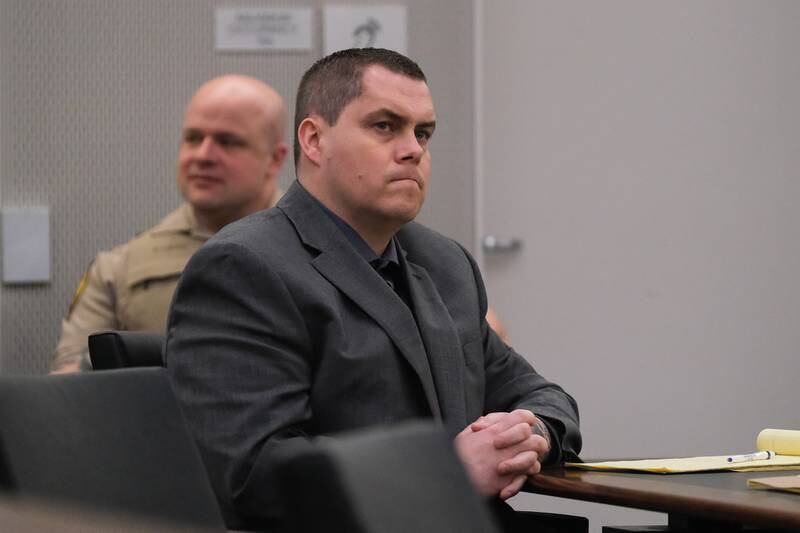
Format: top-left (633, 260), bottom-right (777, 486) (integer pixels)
top-left (478, 1), bottom-right (800, 530)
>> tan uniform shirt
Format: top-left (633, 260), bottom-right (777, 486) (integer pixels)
top-left (52, 204), bottom-right (212, 372)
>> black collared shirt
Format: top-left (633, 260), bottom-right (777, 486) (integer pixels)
top-left (308, 191), bottom-right (409, 303)
top-left (311, 191), bottom-right (400, 272)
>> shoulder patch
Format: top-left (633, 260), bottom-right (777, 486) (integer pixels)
top-left (68, 263), bottom-right (93, 317)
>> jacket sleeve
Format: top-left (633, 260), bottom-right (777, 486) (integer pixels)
top-left (164, 239), bottom-right (317, 530)
top-left (461, 243), bottom-right (582, 464)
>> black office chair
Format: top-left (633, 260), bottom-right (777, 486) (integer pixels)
top-left (277, 421), bottom-right (501, 533)
top-left (512, 509), bottom-right (588, 533)
top-left (0, 368), bottom-right (225, 531)
top-left (88, 330), bottom-right (164, 369)
top-left (0, 493), bottom-right (216, 533)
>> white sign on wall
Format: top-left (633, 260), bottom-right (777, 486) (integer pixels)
top-left (324, 5), bottom-right (407, 55)
top-left (215, 7), bottom-right (313, 51)
top-left (2, 207), bottom-right (50, 284)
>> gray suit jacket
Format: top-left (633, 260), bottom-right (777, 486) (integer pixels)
top-left (165, 181), bottom-right (581, 530)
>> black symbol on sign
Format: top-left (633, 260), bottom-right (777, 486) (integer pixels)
top-left (353, 18), bottom-right (381, 47)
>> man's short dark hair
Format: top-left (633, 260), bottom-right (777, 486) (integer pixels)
top-left (293, 48), bottom-right (427, 165)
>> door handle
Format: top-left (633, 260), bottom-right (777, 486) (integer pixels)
top-left (482, 235), bottom-right (522, 253)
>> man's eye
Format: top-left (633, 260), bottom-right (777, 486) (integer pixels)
top-left (415, 130), bottom-right (432, 143)
top-left (374, 121), bottom-right (392, 132)
top-left (184, 132), bottom-right (203, 145)
top-left (216, 135), bottom-right (245, 148)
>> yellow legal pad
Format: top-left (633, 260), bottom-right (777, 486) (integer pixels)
top-left (566, 454), bottom-right (800, 474)
top-left (747, 474), bottom-right (800, 494)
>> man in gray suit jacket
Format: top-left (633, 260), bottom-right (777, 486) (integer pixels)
top-left (165, 48), bottom-right (581, 531)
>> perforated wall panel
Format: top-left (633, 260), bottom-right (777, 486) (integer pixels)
top-left (0, 0), bottom-right (474, 374)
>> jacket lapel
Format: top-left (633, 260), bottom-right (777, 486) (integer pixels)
top-left (278, 183), bottom-right (442, 419)
top-left (401, 253), bottom-right (467, 431)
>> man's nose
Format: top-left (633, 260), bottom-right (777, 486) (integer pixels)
top-left (194, 137), bottom-right (219, 161)
top-left (397, 130), bottom-right (424, 163)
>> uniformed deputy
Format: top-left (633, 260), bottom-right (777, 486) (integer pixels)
top-left (51, 75), bottom-right (289, 373)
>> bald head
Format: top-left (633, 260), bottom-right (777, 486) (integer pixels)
top-left (177, 75), bottom-right (289, 232)
top-left (187, 75), bottom-right (287, 146)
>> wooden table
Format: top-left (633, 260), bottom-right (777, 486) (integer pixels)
top-left (525, 467), bottom-right (800, 532)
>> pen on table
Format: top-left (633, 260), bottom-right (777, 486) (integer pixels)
top-left (727, 450), bottom-right (775, 463)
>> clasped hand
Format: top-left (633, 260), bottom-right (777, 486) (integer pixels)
top-left (454, 409), bottom-right (549, 500)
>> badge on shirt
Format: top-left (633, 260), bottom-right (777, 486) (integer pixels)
top-left (68, 263), bottom-right (93, 317)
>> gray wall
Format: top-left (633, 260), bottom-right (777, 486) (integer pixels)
top-left (481, 0), bottom-right (800, 456)
top-left (0, 0), bottom-right (473, 374)
top-left (479, 1), bottom-right (800, 530)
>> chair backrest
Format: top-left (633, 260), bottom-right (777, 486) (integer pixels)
top-left (88, 330), bottom-right (165, 369)
top-left (277, 422), bottom-right (501, 533)
top-left (0, 493), bottom-right (216, 533)
top-left (0, 368), bottom-right (225, 531)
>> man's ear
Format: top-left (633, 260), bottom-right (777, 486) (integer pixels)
top-left (297, 116), bottom-right (325, 166)
top-left (267, 142), bottom-right (289, 176)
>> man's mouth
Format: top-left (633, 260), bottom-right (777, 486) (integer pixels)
top-left (389, 175), bottom-right (421, 187)
top-left (188, 174), bottom-right (222, 184)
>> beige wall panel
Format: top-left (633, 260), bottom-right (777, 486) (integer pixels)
top-left (0, 0), bottom-right (473, 373)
